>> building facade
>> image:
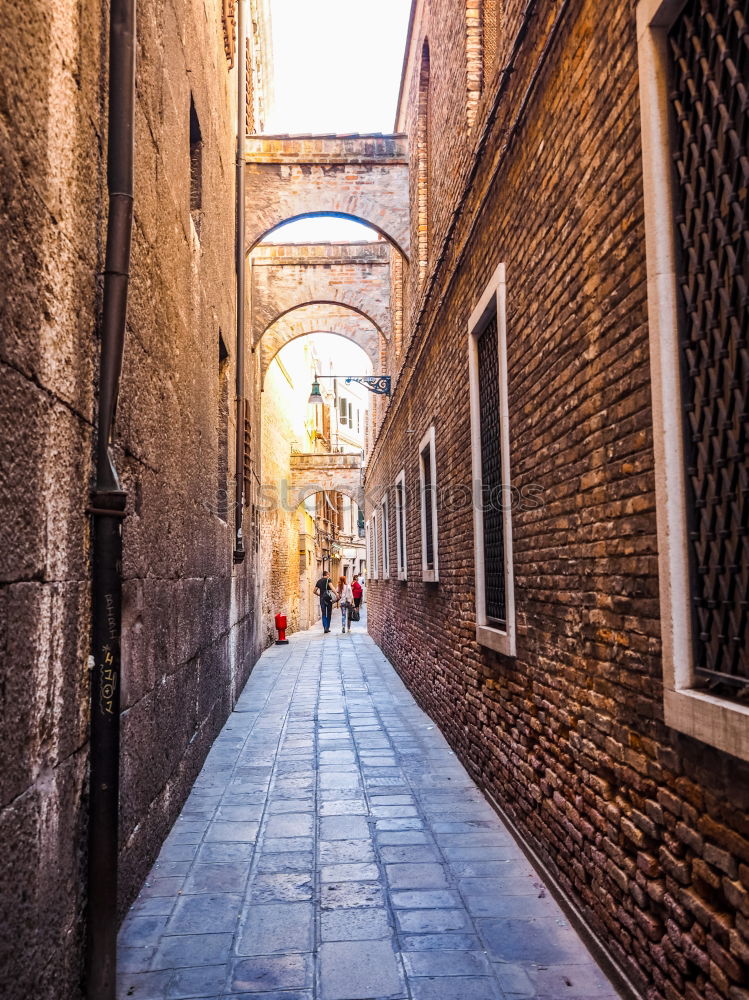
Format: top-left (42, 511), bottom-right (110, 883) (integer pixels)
top-left (364, 2), bottom-right (749, 999)
top-left (0, 1), bottom-right (272, 996)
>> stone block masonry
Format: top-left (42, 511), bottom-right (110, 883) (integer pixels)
top-left (244, 134), bottom-right (410, 255)
top-left (0, 1), bottom-right (264, 997)
top-left (365, 1), bottom-right (749, 999)
top-left (250, 241), bottom-right (393, 344)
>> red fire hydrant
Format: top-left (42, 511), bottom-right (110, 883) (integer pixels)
top-left (275, 613), bottom-right (289, 645)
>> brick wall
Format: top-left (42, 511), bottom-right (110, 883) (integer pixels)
top-left (366, 2), bottom-right (749, 998)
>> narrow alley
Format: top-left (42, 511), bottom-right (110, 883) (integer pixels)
top-left (118, 616), bottom-right (618, 1000)
top-left (4, 0), bottom-right (749, 998)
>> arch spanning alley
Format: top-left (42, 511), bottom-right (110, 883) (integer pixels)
top-left (260, 304), bottom-right (378, 386)
top-left (250, 242), bottom-right (392, 346)
top-left (244, 134), bottom-right (410, 259)
top-left (290, 453), bottom-right (364, 508)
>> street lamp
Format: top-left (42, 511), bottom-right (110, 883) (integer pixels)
top-left (308, 373), bottom-right (391, 404)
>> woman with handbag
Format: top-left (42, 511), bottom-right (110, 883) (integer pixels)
top-left (337, 575), bottom-right (354, 633)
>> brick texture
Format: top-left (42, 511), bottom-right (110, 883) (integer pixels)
top-left (366, 2), bottom-right (749, 998)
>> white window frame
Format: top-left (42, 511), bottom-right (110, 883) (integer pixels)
top-left (381, 495), bottom-right (390, 578)
top-left (468, 262), bottom-right (516, 657)
top-left (637, 0), bottom-right (749, 762)
top-left (395, 469), bottom-right (408, 581)
top-left (369, 511), bottom-right (379, 580)
top-left (419, 426), bottom-right (439, 583)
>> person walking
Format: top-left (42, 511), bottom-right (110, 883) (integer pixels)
top-left (314, 570), bottom-right (337, 634)
top-left (338, 575), bottom-right (354, 633)
top-left (351, 574), bottom-right (363, 614)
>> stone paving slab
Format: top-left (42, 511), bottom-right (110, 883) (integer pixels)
top-left (118, 612), bottom-right (621, 1000)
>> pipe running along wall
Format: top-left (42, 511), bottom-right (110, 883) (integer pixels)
top-left (86, 0), bottom-right (135, 997)
top-left (234, 0), bottom-right (247, 562)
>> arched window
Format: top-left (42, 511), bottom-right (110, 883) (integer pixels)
top-left (417, 40), bottom-right (431, 285)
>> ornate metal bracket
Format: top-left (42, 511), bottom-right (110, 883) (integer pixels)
top-left (343, 376), bottom-right (391, 396)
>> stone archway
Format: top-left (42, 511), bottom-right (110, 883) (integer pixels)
top-left (245, 135), bottom-right (410, 258)
top-left (290, 453), bottom-right (364, 508)
top-left (250, 242), bottom-right (392, 346)
top-left (260, 304), bottom-right (379, 386)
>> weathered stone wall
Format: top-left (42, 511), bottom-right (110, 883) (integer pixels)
top-left (0, 1), bottom-right (262, 996)
top-left (366, 2), bottom-right (749, 999)
top-left (0, 2), bottom-right (103, 995)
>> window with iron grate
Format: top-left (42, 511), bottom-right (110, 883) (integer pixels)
top-left (243, 399), bottom-right (252, 508)
top-left (668, 0), bottom-right (749, 696)
top-left (217, 332), bottom-right (230, 521)
top-left (478, 313), bottom-right (506, 628)
top-left (370, 512), bottom-right (379, 580)
top-left (381, 496), bottom-right (390, 577)
top-left (395, 470), bottom-right (408, 579)
top-left (419, 427), bottom-right (439, 581)
top-left (468, 263), bottom-right (515, 656)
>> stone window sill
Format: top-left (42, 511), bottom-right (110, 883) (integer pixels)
top-left (477, 625), bottom-right (515, 658)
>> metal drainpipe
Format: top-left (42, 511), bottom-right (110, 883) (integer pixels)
top-left (234, 0), bottom-right (247, 564)
top-left (86, 0), bottom-right (135, 997)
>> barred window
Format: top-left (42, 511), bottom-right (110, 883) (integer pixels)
top-left (468, 264), bottom-right (515, 656)
top-left (478, 313), bottom-right (506, 628)
top-left (370, 512), bottom-right (379, 580)
top-left (669, 0), bottom-right (748, 695)
top-left (381, 496), bottom-right (390, 577)
top-left (637, 0), bottom-right (749, 760)
top-left (395, 470), bottom-right (408, 579)
top-left (419, 428), bottom-right (439, 582)
top-left (217, 332), bottom-right (230, 521)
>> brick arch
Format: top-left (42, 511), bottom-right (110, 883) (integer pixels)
top-left (250, 242), bottom-right (392, 346)
top-left (260, 304), bottom-right (379, 386)
top-left (244, 135), bottom-right (410, 259)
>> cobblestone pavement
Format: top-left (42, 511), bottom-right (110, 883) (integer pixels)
top-left (118, 613), bottom-right (621, 1000)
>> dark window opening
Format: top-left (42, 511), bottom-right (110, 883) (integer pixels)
top-left (189, 97), bottom-right (203, 225)
top-left (397, 480), bottom-right (406, 571)
top-left (422, 445), bottom-right (434, 570)
top-left (243, 399), bottom-right (252, 508)
top-left (478, 312), bottom-right (506, 628)
top-left (382, 500), bottom-right (389, 575)
top-left (669, 0), bottom-right (749, 694)
top-left (217, 332), bottom-right (229, 521)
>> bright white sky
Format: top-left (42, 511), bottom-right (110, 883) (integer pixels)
top-left (264, 0), bottom-right (411, 243)
top-left (266, 0), bottom-right (412, 136)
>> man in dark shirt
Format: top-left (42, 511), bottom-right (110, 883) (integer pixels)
top-left (314, 571), bottom-right (334, 633)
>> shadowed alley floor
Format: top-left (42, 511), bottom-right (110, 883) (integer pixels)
top-left (118, 612), bottom-right (620, 1000)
